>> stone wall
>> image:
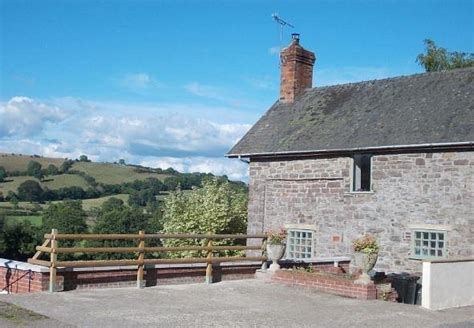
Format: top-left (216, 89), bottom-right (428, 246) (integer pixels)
top-left (247, 151), bottom-right (473, 273)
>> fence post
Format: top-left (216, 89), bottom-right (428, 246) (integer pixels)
top-left (49, 229), bottom-right (58, 293)
top-left (261, 237), bottom-right (268, 271)
top-left (137, 230), bottom-right (145, 289)
top-left (205, 239), bottom-right (213, 284)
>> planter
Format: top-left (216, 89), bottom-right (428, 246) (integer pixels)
top-left (353, 252), bottom-right (378, 284)
top-left (266, 244), bottom-right (286, 271)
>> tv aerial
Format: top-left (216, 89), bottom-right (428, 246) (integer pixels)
top-left (271, 13), bottom-right (295, 49)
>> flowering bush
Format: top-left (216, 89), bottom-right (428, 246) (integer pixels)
top-left (267, 229), bottom-right (287, 245)
top-left (352, 235), bottom-right (379, 255)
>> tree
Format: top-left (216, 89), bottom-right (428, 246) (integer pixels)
top-left (0, 218), bottom-right (40, 261)
top-left (0, 166), bottom-right (6, 182)
top-left (79, 155), bottom-right (91, 162)
top-left (101, 197), bottom-right (125, 212)
top-left (416, 39), bottom-right (474, 72)
top-left (128, 189), bottom-right (156, 207)
top-left (27, 160), bottom-right (42, 177)
top-left (17, 180), bottom-right (43, 202)
top-left (118, 159), bottom-right (126, 165)
top-left (42, 201), bottom-right (88, 235)
top-left (60, 159), bottom-right (74, 173)
top-left (162, 179), bottom-right (247, 257)
top-left (46, 164), bottom-right (59, 176)
top-left (91, 207), bottom-right (153, 259)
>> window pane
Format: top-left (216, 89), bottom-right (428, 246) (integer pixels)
top-left (416, 232), bottom-right (421, 238)
top-left (430, 249), bottom-right (436, 256)
top-left (423, 232), bottom-right (429, 239)
top-left (415, 247), bottom-right (420, 255)
top-left (438, 242), bottom-right (444, 248)
top-left (422, 249), bottom-right (428, 255)
top-left (437, 250), bottom-right (443, 256)
top-left (430, 232), bottom-right (437, 240)
top-left (438, 234), bottom-right (444, 240)
top-left (415, 240), bottom-right (421, 246)
top-left (431, 241), bottom-right (436, 248)
top-left (423, 240), bottom-right (428, 246)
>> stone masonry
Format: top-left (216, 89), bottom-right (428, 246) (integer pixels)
top-left (247, 151), bottom-right (473, 273)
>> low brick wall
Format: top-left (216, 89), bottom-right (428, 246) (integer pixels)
top-left (1, 258), bottom-right (260, 294)
top-left (0, 266), bottom-right (49, 293)
top-left (271, 270), bottom-right (377, 300)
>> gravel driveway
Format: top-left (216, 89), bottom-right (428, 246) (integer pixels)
top-left (1, 279), bottom-right (473, 327)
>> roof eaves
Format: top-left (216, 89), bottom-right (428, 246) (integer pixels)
top-left (225, 141), bottom-right (474, 159)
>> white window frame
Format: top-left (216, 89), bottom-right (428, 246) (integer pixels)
top-left (411, 229), bottom-right (447, 259)
top-left (286, 229), bottom-right (314, 261)
top-left (351, 154), bottom-right (373, 192)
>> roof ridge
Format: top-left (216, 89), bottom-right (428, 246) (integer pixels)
top-left (308, 66), bottom-right (474, 93)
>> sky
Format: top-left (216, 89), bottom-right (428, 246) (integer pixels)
top-left (1, 0), bottom-right (473, 182)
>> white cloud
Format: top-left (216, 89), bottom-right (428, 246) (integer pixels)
top-left (0, 96), bottom-right (253, 181)
top-left (268, 46), bottom-right (281, 56)
top-left (0, 96), bottom-right (68, 137)
top-left (118, 73), bottom-right (160, 91)
top-left (184, 82), bottom-right (226, 101)
top-left (245, 75), bottom-right (276, 90)
top-left (139, 156), bottom-right (249, 182)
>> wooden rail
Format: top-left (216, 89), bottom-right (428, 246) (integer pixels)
top-left (28, 230), bottom-right (268, 292)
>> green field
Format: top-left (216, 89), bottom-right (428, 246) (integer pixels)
top-left (80, 194), bottom-right (130, 211)
top-left (71, 161), bottom-right (169, 184)
top-left (5, 215), bottom-right (43, 227)
top-left (0, 153), bottom-right (65, 172)
top-left (0, 174), bottom-right (89, 195)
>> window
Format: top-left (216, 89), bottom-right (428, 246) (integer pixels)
top-left (286, 230), bottom-right (313, 260)
top-left (412, 230), bottom-right (447, 259)
top-left (352, 154), bottom-right (372, 192)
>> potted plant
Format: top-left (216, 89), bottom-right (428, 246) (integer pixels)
top-left (352, 235), bottom-right (379, 284)
top-left (266, 229), bottom-right (287, 271)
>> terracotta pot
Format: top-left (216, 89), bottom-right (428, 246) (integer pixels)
top-left (353, 252), bottom-right (378, 284)
top-left (267, 244), bottom-right (286, 271)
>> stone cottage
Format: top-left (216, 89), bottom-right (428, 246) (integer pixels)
top-left (227, 34), bottom-right (473, 273)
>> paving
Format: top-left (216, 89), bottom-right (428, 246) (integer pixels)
top-left (0, 279), bottom-right (473, 327)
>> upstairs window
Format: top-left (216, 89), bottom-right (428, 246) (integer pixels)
top-left (352, 154), bottom-right (372, 192)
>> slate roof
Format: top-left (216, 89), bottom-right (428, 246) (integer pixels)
top-left (227, 68), bottom-right (474, 157)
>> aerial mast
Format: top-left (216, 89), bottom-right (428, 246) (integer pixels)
top-left (271, 13), bottom-right (295, 51)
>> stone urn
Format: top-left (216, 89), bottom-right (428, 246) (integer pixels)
top-left (353, 252), bottom-right (378, 284)
top-left (266, 244), bottom-right (286, 271)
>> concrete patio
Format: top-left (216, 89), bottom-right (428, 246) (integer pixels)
top-left (1, 279), bottom-right (473, 327)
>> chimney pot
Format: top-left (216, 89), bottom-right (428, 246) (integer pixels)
top-left (279, 35), bottom-right (316, 103)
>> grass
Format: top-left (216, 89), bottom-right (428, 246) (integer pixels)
top-left (0, 301), bottom-right (48, 324)
top-left (0, 174), bottom-right (89, 195)
top-left (0, 153), bottom-right (65, 173)
top-left (5, 215), bottom-right (43, 227)
top-left (80, 194), bottom-right (130, 211)
top-left (0, 154), bottom-right (172, 194)
top-left (72, 161), bottom-right (170, 185)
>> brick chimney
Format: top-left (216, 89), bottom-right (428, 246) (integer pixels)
top-left (280, 33), bottom-right (316, 102)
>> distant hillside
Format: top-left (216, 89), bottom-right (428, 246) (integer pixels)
top-left (0, 153), bottom-right (243, 197)
top-left (71, 161), bottom-right (171, 185)
top-left (0, 153), bottom-right (65, 173)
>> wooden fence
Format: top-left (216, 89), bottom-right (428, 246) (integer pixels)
top-left (28, 229), bottom-right (268, 292)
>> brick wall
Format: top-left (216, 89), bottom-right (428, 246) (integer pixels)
top-left (0, 262), bottom-right (260, 294)
top-left (271, 270), bottom-right (377, 300)
top-left (0, 267), bottom-right (49, 293)
top-left (248, 151), bottom-right (473, 273)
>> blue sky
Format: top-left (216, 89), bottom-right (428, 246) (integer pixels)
top-left (1, 0), bottom-right (473, 181)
